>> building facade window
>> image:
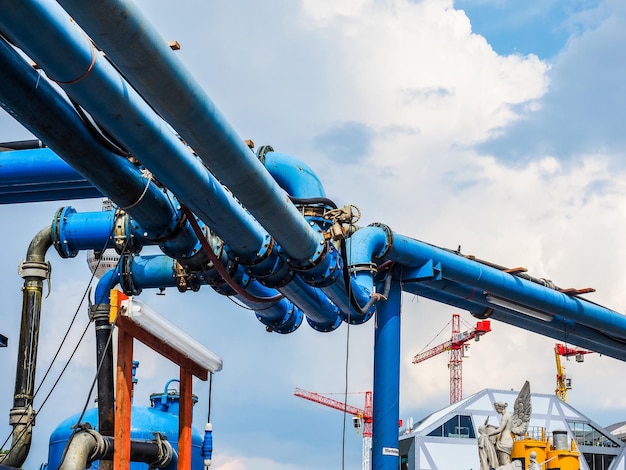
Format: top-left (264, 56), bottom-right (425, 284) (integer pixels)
top-left (427, 415), bottom-right (476, 439)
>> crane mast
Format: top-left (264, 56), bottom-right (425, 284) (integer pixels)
top-left (413, 314), bottom-right (491, 404)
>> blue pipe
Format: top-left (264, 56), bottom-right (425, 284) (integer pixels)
top-left (0, 0), bottom-right (268, 261)
top-left (112, 255), bottom-right (303, 334)
top-left (386, 233), bottom-right (626, 341)
top-left (348, 225), bottom-right (626, 345)
top-left (372, 277), bottom-right (401, 470)
top-left (278, 277), bottom-right (342, 332)
top-left (1, 3), bottom-right (366, 327)
top-left (94, 267), bottom-right (121, 305)
top-left (404, 281), bottom-right (626, 360)
top-left (56, 0), bottom-right (324, 265)
top-left (0, 37), bottom-right (201, 261)
top-left (261, 151), bottom-right (327, 199)
top-left (0, 149), bottom-right (101, 204)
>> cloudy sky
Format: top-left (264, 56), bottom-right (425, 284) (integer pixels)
top-left (1, 0), bottom-right (625, 469)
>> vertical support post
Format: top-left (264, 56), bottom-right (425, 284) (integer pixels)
top-left (372, 277), bottom-right (401, 470)
top-left (114, 329), bottom-right (133, 469)
top-left (179, 368), bottom-right (193, 469)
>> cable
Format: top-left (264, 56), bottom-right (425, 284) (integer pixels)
top-left (180, 205), bottom-right (283, 304)
top-left (207, 373), bottom-right (213, 423)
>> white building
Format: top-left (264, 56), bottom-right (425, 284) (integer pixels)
top-left (399, 388), bottom-right (625, 470)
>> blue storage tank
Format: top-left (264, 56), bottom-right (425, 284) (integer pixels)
top-left (45, 380), bottom-right (204, 469)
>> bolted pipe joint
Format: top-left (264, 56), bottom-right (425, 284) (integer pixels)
top-left (256, 305), bottom-right (303, 334)
top-left (306, 314), bottom-right (343, 333)
top-left (0, 406), bottom-right (36, 467)
top-left (17, 260), bottom-right (51, 281)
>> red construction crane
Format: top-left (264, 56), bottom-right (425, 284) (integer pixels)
top-left (294, 388), bottom-right (373, 470)
top-left (554, 343), bottom-right (593, 401)
top-left (412, 313), bottom-right (491, 404)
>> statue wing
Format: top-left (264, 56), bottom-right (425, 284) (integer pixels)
top-left (510, 380), bottom-right (531, 436)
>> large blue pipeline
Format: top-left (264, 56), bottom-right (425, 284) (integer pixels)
top-left (1, 0), bottom-right (626, 469)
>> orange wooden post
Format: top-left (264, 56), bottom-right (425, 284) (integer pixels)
top-left (178, 368), bottom-right (194, 469)
top-left (114, 328), bottom-right (134, 469)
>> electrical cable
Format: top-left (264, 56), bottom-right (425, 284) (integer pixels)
top-left (180, 205), bottom-right (283, 304)
top-left (288, 195), bottom-right (338, 210)
top-left (207, 373), bottom-right (213, 423)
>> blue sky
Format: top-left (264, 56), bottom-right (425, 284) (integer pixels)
top-left (455, 0), bottom-right (604, 58)
top-left (1, 1), bottom-right (626, 469)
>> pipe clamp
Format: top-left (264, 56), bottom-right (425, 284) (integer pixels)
top-left (9, 406), bottom-right (35, 426)
top-left (17, 260), bottom-right (50, 280)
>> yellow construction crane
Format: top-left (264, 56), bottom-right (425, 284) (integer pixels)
top-left (554, 343), bottom-right (592, 401)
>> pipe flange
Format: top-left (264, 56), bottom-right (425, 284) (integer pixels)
top-left (471, 308), bottom-right (494, 320)
top-left (256, 144), bottom-right (274, 165)
top-left (17, 260), bottom-right (50, 280)
top-left (348, 262), bottom-right (378, 275)
top-left (119, 254), bottom-right (142, 296)
top-left (9, 406), bottom-right (35, 426)
top-left (286, 239), bottom-right (327, 270)
top-left (151, 432), bottom-right (175, 468)
top-left (51, 206), bottom-right (78, 258)
top-left (89, 303), bottom-right (111, 322)
top-left (143, 211), bottom-right (188, 245)
top-left (368, 222), bottom-right (394, 260)
top-left (234, 233), bottom-right (274, 267)
top-left (113, 209), bottom-right (141, 254)
top-left (174, 260), bottom-right (187, 292)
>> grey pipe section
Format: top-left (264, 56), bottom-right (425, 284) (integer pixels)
top-left (59, 428), bottom-right (174, 470)
top-left (0, 227), bottom-right (53, 467)
top-left (56, 0), bottom-right (325, 264)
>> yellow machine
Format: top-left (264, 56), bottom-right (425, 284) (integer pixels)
top-left (512, 427), bottom-right (580, 470)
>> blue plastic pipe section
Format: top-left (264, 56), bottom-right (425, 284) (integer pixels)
top-left (372, 277), bottom-right (401, 470)
top-left (0, 148), bottom-right (100, 204)
top-left (56, 0), bottom-right (325, 264)
top-left (0, 0), bottom-right (268, 261)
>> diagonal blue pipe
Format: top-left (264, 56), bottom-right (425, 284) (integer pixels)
top-left (0, 0), bottom-right (268, 261)
top-left (56, 0), bottom-right (324, 264)
top-left (403, 281), bottom-right (626, 360)
top-left (0, 37), bottom-right (201, 260)
top-left (387, 233), bottom-right (626, 341)
top-left (1, 0), bottom-right (366, 331)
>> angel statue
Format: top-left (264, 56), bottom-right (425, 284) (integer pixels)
top-left (478, 381), bottom-right (531, 470)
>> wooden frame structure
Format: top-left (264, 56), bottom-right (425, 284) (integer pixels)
top-left (110, 290), bottom-right (210, 469)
